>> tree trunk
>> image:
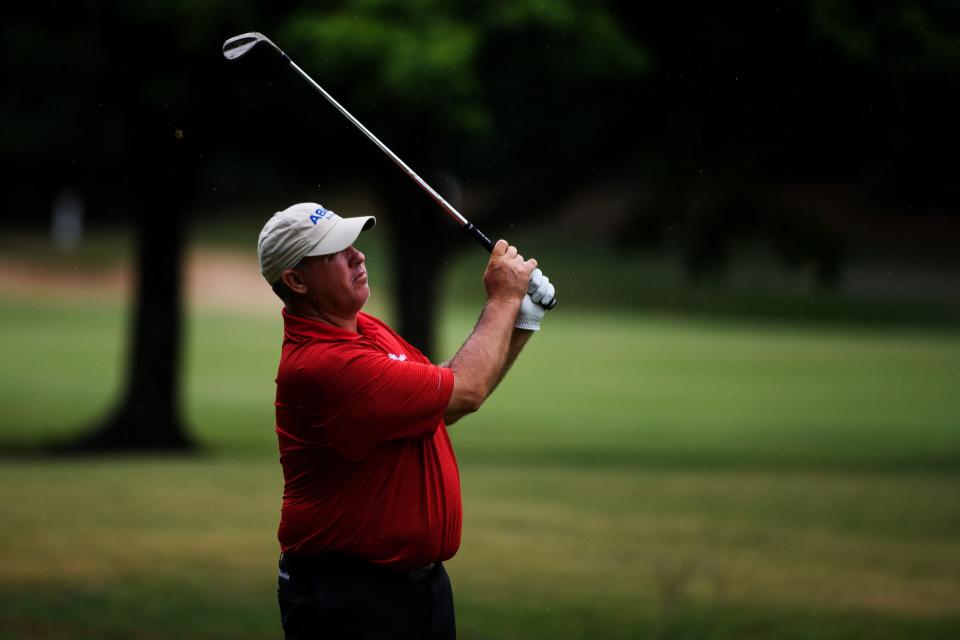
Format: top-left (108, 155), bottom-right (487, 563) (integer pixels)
top-left (75, 208), bottom-right (191, 451)
top-left (377, 166), bottom-right (462, 360)
top-left (55, 131), bottom-right (194, 453)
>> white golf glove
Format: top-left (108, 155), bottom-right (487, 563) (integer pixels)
top-left (515, 268), bottom-right (556, 331)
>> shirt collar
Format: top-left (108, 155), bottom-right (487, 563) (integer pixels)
top-left (282, 308), bottom-right (377, 342)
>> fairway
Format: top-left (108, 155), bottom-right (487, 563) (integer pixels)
top-left (2, 289), bottom-right (957, 469)
top-left (1, 460), bottom-right (958, 639)
top-left (1, 246), bottom-right (959, 639)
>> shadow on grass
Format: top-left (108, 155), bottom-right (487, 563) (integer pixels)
top-left (0, 436), bottom-right (208, 460)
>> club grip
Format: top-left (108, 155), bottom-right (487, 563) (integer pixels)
top-left (466, 223), bottom-right (494, 252)
top-left (466, 223), bottom-right (558, 310)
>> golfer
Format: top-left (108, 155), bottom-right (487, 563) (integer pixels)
top-left (258, 202), bottom-right (555, 639)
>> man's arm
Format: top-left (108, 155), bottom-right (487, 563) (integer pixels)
top-left (444, 322), bottom-right (535, 426)
top-left (486, 268), bottom-right (556, 395)
top-left (491, 328), bottom-right (533, 394)
top-left (443, 240), bottom-right (535, 424)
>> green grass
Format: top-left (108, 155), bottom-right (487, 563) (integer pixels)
top-left (1, 460), bottom-right (958, 639)
top-left (1, 235), bottom-right (959, 638)
top-left (3, 294), bottom-right (956, 470)
top-left (441, 308), bottom-right (960, 471)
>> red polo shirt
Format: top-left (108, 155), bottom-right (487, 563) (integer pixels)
top-left (274, 309), bottom-right (460, 570)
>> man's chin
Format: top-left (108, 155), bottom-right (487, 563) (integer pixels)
top-left (357, 284), bottom-right (371, 307)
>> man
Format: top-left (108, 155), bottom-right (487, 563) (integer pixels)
top-left (258, 202), bottom-right (555, 639)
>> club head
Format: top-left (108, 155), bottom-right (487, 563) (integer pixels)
top-left (222, 32), bottom-right (282, 61)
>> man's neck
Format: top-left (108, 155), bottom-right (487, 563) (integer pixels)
top-left (287, 303), bottom-right (360, 333)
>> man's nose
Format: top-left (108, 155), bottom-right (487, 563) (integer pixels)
top-left (348, 246), bottom-right (365, 264)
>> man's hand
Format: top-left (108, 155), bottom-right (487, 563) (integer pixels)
top-left (515, 268), bottom-right (556, 331)
top-left (483, 239), bottom-right (538, 305)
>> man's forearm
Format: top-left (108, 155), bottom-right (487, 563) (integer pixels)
top-left (443, 298), bottom-right (521, 423)
top-left (489, 328), bottom-right (533, 395)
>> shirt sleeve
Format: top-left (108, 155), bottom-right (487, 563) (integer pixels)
top-left (299, 342), bottom-right (455, 459)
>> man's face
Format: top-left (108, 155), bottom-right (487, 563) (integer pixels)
top-left (297, 245), bottom-right (369, 316)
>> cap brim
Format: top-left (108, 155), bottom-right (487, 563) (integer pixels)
top-left (305, 216), bottom-right (376, 257)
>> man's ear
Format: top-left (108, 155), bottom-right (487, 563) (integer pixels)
top-left (280, 268), bottom-right (308, 294)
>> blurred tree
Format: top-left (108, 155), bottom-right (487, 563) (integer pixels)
top-left (3, 1), bottom-right (958, 453)
top-left (3, 0), bottom-right (645, 450)
top-left (45, 5), bottom-right (205, 451)
top-left (1, 1), bottom-right (257, 451)
top-left (272, 0), bottom-right (648, 355)
top-left (611, 3), bottom-right (960, 282)
top-left (806, 0), bottom-right (960, 207)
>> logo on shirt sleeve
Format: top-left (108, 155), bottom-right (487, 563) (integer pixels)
top-left (388, 353), bottom-right (407, 361)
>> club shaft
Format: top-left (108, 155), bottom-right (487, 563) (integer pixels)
top-left (255, 38), bottom-right (554, 308)
top-left (283, 58), bottom-right (494, 252)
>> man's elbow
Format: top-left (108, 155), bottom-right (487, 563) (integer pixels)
top-left (447, 373), bottom-right (488, 416)
top-left (460, 389), bottom-right (485, 414)
top-left (444, 391), bottom-right (482, 425)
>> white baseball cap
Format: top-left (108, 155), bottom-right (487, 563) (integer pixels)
top-left (258, 202), bottom-right (376, 284)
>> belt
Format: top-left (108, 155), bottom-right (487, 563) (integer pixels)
top-left (407, 562), bottom-right (436, 580)
top-left (280, 552), bottom-right (437, 581)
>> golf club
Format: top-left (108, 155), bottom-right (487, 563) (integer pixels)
top-left (222, 31), bottom-right (556, 309)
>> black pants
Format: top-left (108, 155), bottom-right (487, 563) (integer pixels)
top-left (278, 554), bottom-right (456, 640)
